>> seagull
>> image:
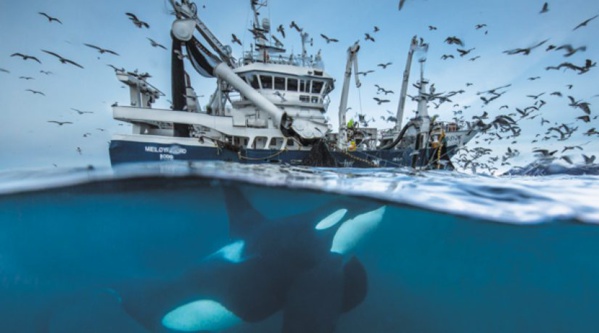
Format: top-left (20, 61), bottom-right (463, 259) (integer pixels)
top-left (582, 154), bottom-right (596, 165)
top-left (107, 64), bottom-right (125, 72)
top-left (364, 33), bottom-right (375, 42)
top-left (373, 97), bottom-right (390, 105)
top-left (48, 120), bottom-right (73, 126)
top-left (11, 52), bottom-right (42, 63)
top-left (38, 12), bottom-right (62, 24)
top-left (231, 34), bottom-right (242, 46)
top-left (475, 23), bottom-right (487, 30)
top-left (83, 43), bottom-right (119, 55)
top-left (444, 36), bottom-right (464, 46)
top-left (19, 76), bottom-right (34, 80)
top-left (277, 24), bottom-right (285, 38)
top-left (41, 50), bottom-right (84, 68)
top-left (40, 70), bottom-right (53, 75)
top-left (289, 21), bottom-right (302, 33)
top-left (503, 39), bottom-right (549, 55)
top-left (71, 108), bottom-right (94, 115)
top-left (26, 89), bottom-right (45, 96)
top-left (320, 34), bottom-right (338, 43)
top-left (555, 44), bottom-right (587, 57)
top-left (377, 62), bottom-right (392, 69)
top-left (147, 38), bottom-right (167, 49)
top-left (539, 2), bottom-right (549, 14)
top-left (398, 0), bottom-right (407, 10)
top-left (457, 48), bottom-right (475, 57)
top-left (573, 14), bottom-right (598, 30)
top-left (441, 54), bottom-right (454, 60)
top-left (125, 12), bottom-right (149, 28)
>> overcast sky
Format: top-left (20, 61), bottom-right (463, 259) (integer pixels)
top-left (0, 0), bottom-right (597, 172)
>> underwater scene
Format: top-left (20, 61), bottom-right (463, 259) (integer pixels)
top-left (1, 162), bottom-right (599, 333)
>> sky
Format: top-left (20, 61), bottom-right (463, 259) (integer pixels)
top-left (0, 0), bottom-right (598, 173)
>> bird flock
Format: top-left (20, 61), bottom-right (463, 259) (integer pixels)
top-left (2, 10), bottom-right (167, 162)
top-left (2, 2), bottom-right (597, 174)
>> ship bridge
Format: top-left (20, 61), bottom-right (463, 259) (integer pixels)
top-left (232, 62), bottom-right (335, 112)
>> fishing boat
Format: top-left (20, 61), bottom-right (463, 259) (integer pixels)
top-left (109, 0), bottom-right (479, 169)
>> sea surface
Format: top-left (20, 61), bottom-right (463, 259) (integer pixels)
top-left (1, 161), bottom-right (599, 333)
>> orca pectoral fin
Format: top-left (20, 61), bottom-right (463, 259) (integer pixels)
top-left (342, 256), bottom-right (368, 313)
top-left (282, 255), bottom-right (344, 333)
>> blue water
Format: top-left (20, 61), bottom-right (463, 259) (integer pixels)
top-left (1, 162), bottom-right (599, 332)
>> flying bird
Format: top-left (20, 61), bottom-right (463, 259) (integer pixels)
top-left (26, 89), bottom-right (45, 96)
top-left (42, 50), bottom-right (84, 68)
top-left (71, 108), bottom-right (94, 115)
top-left (539, 2), bottom-right (549, 13)
top-left (19, 76), bottom-right (34, 80)
top-left (125, 12), bottom-right (149, 28)
top-left (47, 121), bottom-right (73, 126)
top-left (277, 24), bottom-right (285, 38)
top-left (399, 0), bottom-right (407, 10)
top-left (289, 21), bottom-right (302, 33)
top-left (475, 24), bottom-right (487, 29)
top-left (83, 43), bottom-right (119, 56)
top-left (428, 25), bottom-right (437, 31)
top-left (364, 33), bottom-right (375, 42)
top-left (457, 48), bottom-right (475, 57)
top-left (373, 97), bottom-right (390, 105)
top-left (147, 38), bottom-right (167, 49)
top-left (377, 62), bottom-right (392, 69)
top-left (503, 39), bottom-right (549, 55)
top-left (231, 34), bottom-right (242, 46)
top-left (444, 36), bottom-right (464, 46)
top-left (0, 68), bottom-right (9, 73)
top-left (38, 12), bottom-right (62, 24)
top-left (40, 70), bottom-right (53, 75)
top-left (320, 34), bottom-right (338, 43)
top-left (573, 14), bottom-right (598, 30)
top-left (11, 52), bottom-right (42, 63)
top-left (555, 44), bottom-right (587, 57)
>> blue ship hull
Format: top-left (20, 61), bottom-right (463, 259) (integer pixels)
top-left (109, 139), bottom-right (458, 169)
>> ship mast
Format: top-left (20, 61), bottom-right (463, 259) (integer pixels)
top-left (394, 35), bottom-right (420, 131)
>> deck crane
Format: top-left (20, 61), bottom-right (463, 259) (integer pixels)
top-left (337, 42), bottom-right (362, 150)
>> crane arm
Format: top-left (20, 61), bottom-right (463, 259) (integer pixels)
top-left (337, 42), bottom-right (361, 149)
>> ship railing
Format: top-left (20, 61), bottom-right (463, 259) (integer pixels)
top-left (239, 52), bottom-right (324, 69)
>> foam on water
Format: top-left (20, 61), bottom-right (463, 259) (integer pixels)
top-left (1, 161), bottom-right (598, 224)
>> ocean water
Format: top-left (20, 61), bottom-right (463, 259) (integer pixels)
top-left (1, 162), bottom-right (599, 333)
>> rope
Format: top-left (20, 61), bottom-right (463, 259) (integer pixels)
top-left (238, 147), bottom-right (288, 161)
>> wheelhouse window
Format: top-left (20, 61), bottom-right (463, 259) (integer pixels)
top-left (260, 75), bottom-right (273, 89)
top-left (311, 80), bottom-right (324, 94)
top-left (299, 80), bottom-right (310, 93)
top-left (287, 78), bottom-right (298, 91)
top-left (274, 77), bottom-right (285, 90)
top-left (249, 75), bottom-right (260, 89)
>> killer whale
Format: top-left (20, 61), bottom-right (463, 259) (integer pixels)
top-left (41, 186), bottom-right (386, 332)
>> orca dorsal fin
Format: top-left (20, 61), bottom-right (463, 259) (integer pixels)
top-left (223, 186), bottom-right (267, 239)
